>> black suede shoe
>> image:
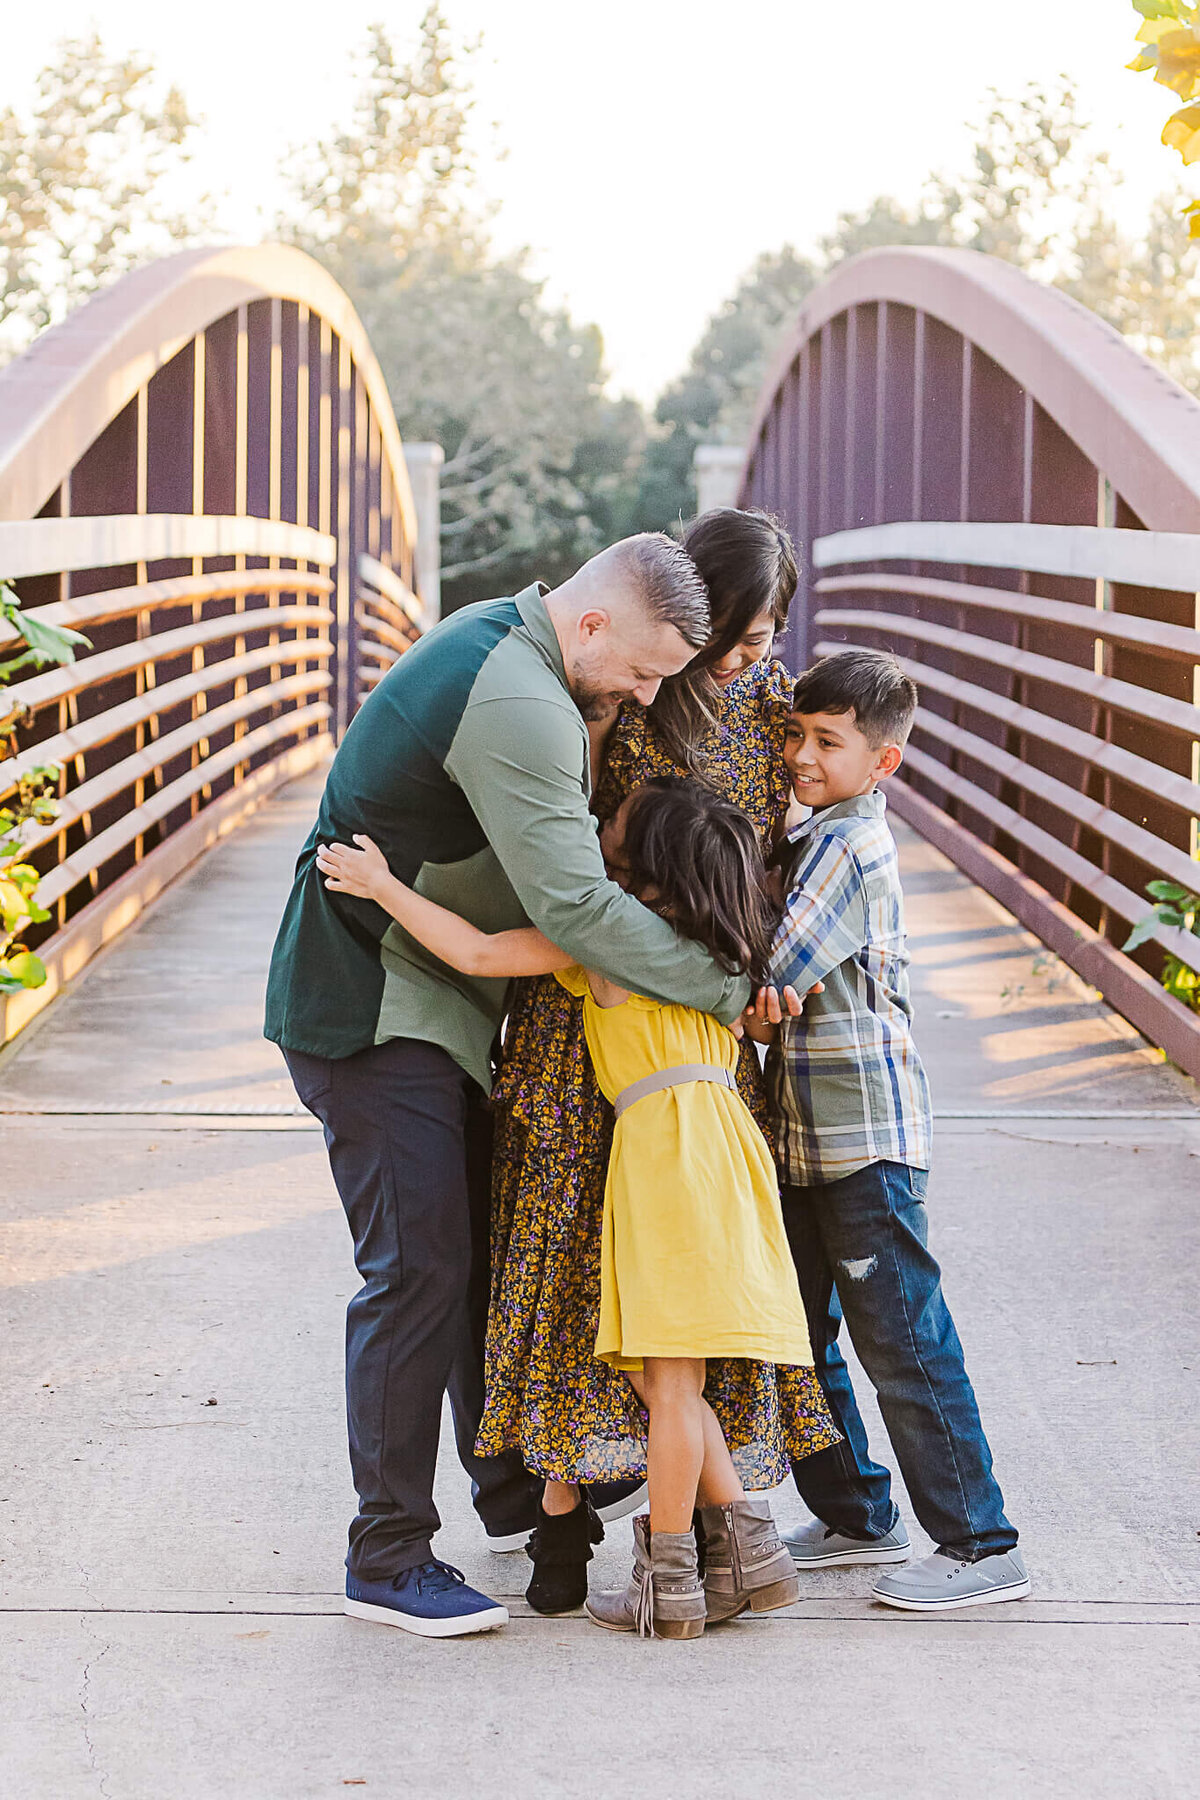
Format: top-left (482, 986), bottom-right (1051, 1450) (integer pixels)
top-left (525, 1494), bottom-right (605, 1615)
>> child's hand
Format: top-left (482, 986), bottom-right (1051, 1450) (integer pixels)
top-left (739, 981), bottom-right (823, 1044)
top-left (316, 834), bottom-right (392, 901)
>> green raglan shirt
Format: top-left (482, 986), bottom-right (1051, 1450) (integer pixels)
top-left (264, 584), bottom-right (750, 1090)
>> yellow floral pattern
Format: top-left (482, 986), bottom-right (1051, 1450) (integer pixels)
top-left (477, 659), bottom-right (839, 1485)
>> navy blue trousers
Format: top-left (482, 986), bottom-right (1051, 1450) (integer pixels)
top-left (285, 1036), bottom-right (539, 1578)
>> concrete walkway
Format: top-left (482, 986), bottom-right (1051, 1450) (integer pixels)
top-left (1, 771), bottom-right (1198, 1798)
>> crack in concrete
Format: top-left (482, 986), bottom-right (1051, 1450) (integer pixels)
top-left (78, 1616), bottom-right (113, 1799)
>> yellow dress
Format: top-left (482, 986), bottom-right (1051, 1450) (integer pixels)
top-left (556, 966), bottom-right (814, 1371)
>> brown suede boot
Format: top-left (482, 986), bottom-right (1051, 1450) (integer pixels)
top-left (586, 1515), bottom-right (706, 1639)
top-left (700, 1498), bottom-right (801, 1622)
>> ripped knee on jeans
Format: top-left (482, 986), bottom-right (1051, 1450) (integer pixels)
top-left (839, 1254), bottom-right (878, 1282)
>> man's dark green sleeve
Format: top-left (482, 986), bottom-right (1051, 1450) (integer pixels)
top-left (445, 696), bottom-right (750, 1023)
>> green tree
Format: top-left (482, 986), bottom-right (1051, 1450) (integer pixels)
top-left (280, 10), bottom-right (643, 606)
top-left (0, 32), bottom-right (204, 359)
top-left (629, 247), bottom-right (819, 531)
top-left (281, 7), bottom-right (483, 274)
top-left (360, 248), bottom-right (644, 599)
top-left (647, 77), bottom-right (1200, 517)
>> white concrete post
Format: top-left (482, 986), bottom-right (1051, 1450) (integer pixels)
top-left (693, 445), bottom-right (746, 515)
top-left (404, 442), bottom-right (444, 621)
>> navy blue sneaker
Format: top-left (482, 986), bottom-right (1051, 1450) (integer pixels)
top-left (345, 1560), bottom-right (509, 1638)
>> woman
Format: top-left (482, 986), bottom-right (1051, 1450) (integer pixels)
top-left (478, 508), bottom-right (837, 1611)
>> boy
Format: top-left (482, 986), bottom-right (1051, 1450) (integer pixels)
top-left (761, 648), bottom-right (1028, 1611)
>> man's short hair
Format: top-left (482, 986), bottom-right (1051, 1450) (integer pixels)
top-left (791, 648), bottom-right (918, 747)
top-left (615, 533), bottom-right (711, 650)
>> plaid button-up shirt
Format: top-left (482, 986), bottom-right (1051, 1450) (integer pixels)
top-left (765, 789), bottom-right (933, 1185)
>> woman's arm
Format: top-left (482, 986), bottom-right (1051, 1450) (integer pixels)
top-left (315, 836), bottom-right (574, 978)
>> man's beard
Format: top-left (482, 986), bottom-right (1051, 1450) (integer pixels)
top-left (565, 651), bottom-right (622, 721)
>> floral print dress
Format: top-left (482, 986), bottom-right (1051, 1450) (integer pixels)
top-left (476, 658), bottom-right (839, 1485)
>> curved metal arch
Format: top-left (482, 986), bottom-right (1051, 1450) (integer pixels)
top-left (0, 243), bottom-right (416, 537)
top-left (737, 244), bottom-right (1200, 1083)
top-left (741, 246), bottom-right (1200, 532)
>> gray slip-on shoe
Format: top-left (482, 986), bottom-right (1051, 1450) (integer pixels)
top-left (784, 1518), bottom-right (911, 1567)
top-left (873, 1547), bottom-right (1031, 1611)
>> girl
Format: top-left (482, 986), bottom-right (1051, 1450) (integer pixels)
top-left (316, 778), bottom-right (828, 1639)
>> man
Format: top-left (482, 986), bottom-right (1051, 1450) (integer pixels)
top-left (265, 534), bottom-right (751, 1638)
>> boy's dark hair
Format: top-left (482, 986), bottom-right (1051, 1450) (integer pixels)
top-left (790, 648), bottom-right (918, 748)
top-left (622, 776), bottom-right (773, 981)
top-left (647, 509), bottom-right (798, 777)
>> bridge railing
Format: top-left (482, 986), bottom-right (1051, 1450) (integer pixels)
top-left (0, 243), bottom-right (434, 1043)
top-left (0, 511), bottom-right (338, 1040)
top-left (740, 248), bottom-right (1200, 1081)
top-left (812, 520), bottom-right (1200, 1075)
top-left (356, 553), bottom-right (423, 707)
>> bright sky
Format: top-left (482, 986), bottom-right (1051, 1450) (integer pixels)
top-left (2, 1), bottom-right (1190, 399)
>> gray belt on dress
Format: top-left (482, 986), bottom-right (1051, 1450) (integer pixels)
top-left (612, 1062), bottom-right (738, 1118)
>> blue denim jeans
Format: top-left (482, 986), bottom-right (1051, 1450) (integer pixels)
top-left (780, 1160), bottom-right (1018, 1560)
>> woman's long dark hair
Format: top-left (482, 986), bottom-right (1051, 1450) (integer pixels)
top-left (648, 507), bottom-right (798, 776)
top-left (622, 777), bottom-right (773, 981)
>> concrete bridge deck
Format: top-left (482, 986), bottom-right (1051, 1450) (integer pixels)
top-left (1, 770), bottom-right (1198, 1798)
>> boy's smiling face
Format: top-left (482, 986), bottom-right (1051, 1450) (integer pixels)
top-left (784, 708), bottom-right (903, 811)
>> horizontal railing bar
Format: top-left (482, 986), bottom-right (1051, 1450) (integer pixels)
top-left (356, 613), bottom-right (411, 659)
top-left (911, 706), bottom-right (1200, 895)
top-left (15, 672), bottom-right (331, 855)
top-left (813, 520), bottom-right (1200, 592)
top-left (0, 569), bottom-right (334, 651)
top-left (816, 607), bottom-right (1200, 739)
top-left (815, 572), bottom-right (1200, 664)
top-left (357, 598), bottom-right (418, 645)
top-left (0, 513), bottom-right (336, 582)
top-left (817, 639), bottom-right (1200, 823)
top-left (887, 780), bottom-right (1200, 1086)
top-left (7, 603), bottom-right (333, 713)
top-left (901, 744), bottom-right (1200, 973)
top-left (0, 637), bottom-right (333, 793)
top-left (37, 703), bottom-right (331, 909)
top-left (359, 553), bottom-right (422, 624)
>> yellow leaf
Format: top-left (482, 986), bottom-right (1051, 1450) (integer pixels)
top-left (0, 876), bottom-right (28, 928)
top-left (1136, 15), bottom-right (1189, 41)
top-left (1163, 101), bottom-right (1200, 158)
top-left (1129, 49), bottom-right (1161, 69)
top-left (1152, 25), bottom-right (1200, 97)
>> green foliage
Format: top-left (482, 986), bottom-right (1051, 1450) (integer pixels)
top-left (628, 248), bottom-right (819, 532)
top-left (0, 582), bottom-right (90, 683)
top-left (0, 584), bottom-right (91, 996)
top-left (647, 77), bottom-right (1200, 532)
top-left (0, 32), bottom-right (208, 359)
top-left (1123, 879), bottom-right (1200, 1012)
top-left (280, 13), bottom-right (643, 606)
top-left (280, 7), bottom-right (483, 270)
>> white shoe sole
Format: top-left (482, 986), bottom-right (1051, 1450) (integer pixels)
top-left (486, 1528), bottom-right (531, 1555)
top-left (873, 1577), bottom-right (1032, 1612)
top-left (592, 1481), bottom-right (648, 1526)
top-left (789, 1540), bottom-right (911, 1568)
top-left (344, 1596), bottom-right (509, 1636)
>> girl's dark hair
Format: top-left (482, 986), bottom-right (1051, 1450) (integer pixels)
top-left (622, 776), bottom-right (774, 980)
top-left (647, 508), bottom-right (798, 776)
